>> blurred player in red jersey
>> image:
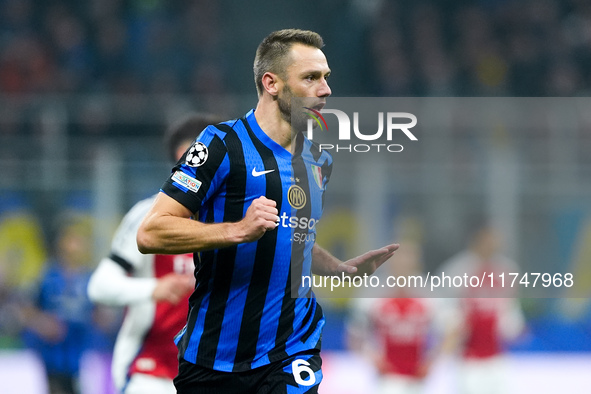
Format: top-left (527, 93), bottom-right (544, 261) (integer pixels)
top-left (87, 113), bottom-right (223, 394)
top-left (438, 222), bottom-right (525, 394)
top-left (347, 240), bottom-right (451, 394)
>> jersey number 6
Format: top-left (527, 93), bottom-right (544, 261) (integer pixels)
top-left (291, 359), bottom-right (316, 386)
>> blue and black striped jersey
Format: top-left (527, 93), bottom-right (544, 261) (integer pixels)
top-left (160, 109), bottom-right (333, 372)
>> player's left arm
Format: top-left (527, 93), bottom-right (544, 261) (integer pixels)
top-left (311, 243), bottom-right (399, 276)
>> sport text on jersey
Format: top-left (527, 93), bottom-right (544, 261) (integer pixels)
top-left (279, 212), bottom-right (318, 245)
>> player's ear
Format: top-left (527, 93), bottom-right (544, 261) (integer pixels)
top-left (261, 72), bottom-right (281, 97)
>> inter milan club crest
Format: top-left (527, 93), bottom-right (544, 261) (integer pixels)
top-left (311, 165), bottom-right (322, 189)
top-left (287, 185), bottom-right (306, 209)
top-left (186, 142), bottom-right (208, 167)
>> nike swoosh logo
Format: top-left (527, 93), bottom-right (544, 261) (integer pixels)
top-left (252, 167), bottom-right (275, 177)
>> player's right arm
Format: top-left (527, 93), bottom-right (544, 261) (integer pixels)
top-left (137, 126), bottom-right (278, 255)
top-left (137, 192), bottom-right (278, 255)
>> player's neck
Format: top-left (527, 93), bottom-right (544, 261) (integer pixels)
top-left (254, 99), bottom-right (293, 153)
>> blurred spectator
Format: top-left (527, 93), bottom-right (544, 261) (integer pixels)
top-left (19, 212), bottom-right (119, 394)
top-left (44, 3), bottom-right (93, 92)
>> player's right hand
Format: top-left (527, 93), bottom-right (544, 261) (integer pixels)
top-left (238, 196), bottom-right (279, 243)
top-left (152, 273), bottom-right (195, 304)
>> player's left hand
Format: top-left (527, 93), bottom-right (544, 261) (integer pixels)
top-left (337, 243), bottom-right (399, 276)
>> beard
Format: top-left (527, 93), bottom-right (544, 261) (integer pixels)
top-left (277, 84), bottom-right (309, 133)
top-left (277, 84), bottom-right (293, 123)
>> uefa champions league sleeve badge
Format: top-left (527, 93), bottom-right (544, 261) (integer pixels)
top-left (185, 142), bottom-right (209, 167)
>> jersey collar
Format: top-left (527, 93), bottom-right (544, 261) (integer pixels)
top-left (245, 109), bottom-right (293, 159)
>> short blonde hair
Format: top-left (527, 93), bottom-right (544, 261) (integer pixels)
top-left (253, 29), bottom-right (324, 96)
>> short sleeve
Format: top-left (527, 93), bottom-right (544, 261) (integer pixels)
top-left (161, 126), bottom-right (229, 214)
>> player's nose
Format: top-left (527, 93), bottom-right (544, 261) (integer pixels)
top-left (318, 78), bottom-right (331, 98)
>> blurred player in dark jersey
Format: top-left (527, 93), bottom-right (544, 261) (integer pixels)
top-left (88, 113), bottom-right (223, 394)
top-left (21, 213), bottom-right (115, 394)
top-left (438, 222), bottom-right (525, 394)
top-left (136, 29), bottom-right (398, 394)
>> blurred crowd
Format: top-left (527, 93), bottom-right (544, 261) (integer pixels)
top-left (367, 0), bottom-right (591, 96)
top-left (2, 0), bottom-right (591, 97)
top-left (0, 0), bottom-right (225, 96)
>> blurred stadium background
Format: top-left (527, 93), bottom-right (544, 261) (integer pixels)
top-left (1, 0), bottom-right (591, 393)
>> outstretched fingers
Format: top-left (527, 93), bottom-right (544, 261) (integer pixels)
top-left (338, 243), bottom-right (400, 275)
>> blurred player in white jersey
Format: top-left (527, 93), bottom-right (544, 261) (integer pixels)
top-left (438, 222), bottom-right (525, 394)
top-left (87, 113), bottom-right (223, 394)
top-left (347, 240), bottom-right (451, 394)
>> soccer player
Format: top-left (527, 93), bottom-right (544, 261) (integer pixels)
top-left (21, 213), bottom-right (112, 394)
top-left (347, 241), bottom-right (451, 394)
top-left (87, 113), bottom-right (224, 394)
top-left (437, 222), bottom-right (525, 394)
top-left (136, 29), bottom-right (398, 393)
